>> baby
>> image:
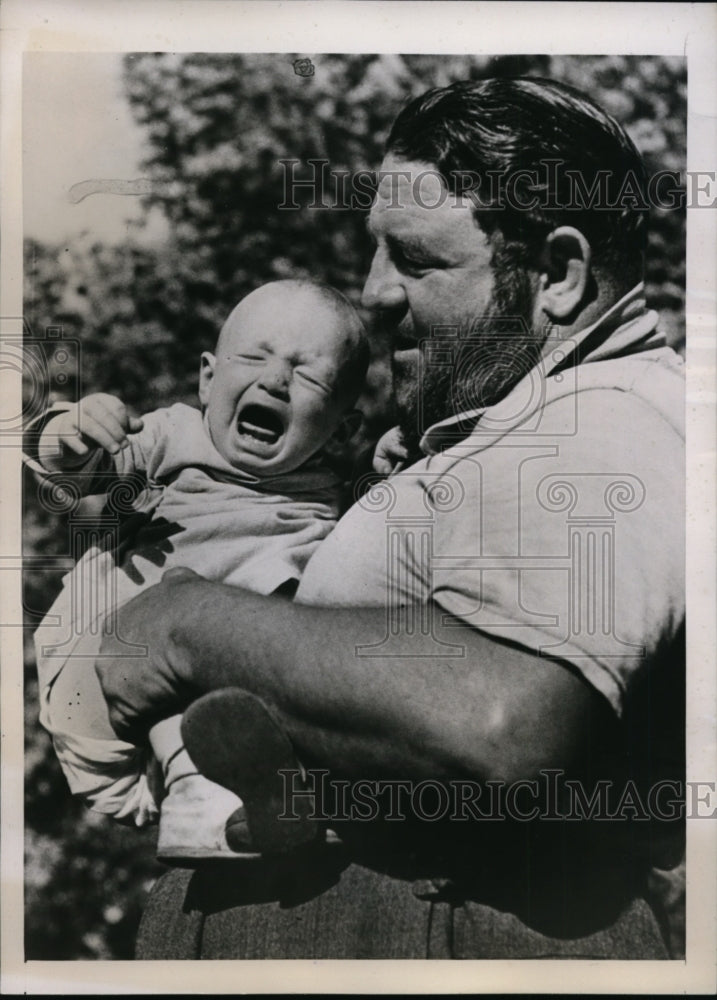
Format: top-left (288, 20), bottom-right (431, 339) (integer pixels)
top-left (31, 279), bottom-right (368, 863)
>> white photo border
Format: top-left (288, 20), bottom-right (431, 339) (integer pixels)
top-left (1, 1), bottom-right (715, 993)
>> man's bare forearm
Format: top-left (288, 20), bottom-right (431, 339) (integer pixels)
top-left (98, 572), bottom-right (615, 784)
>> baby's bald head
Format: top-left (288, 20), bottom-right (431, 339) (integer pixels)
top-left (200, 280), bottom-right (368, 476)
top-left (217, 280), bottom-right (368, 408)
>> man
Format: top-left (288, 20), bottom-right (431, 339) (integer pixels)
top-left (97, 78), bottom-right (685, 959)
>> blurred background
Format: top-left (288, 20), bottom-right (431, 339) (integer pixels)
top-left (23, 53), bottom-right (686, 959)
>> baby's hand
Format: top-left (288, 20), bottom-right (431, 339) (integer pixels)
top-left (54, 393), bottom-right (144, 459)
top-left (372, 425), bottom-right (409, 476)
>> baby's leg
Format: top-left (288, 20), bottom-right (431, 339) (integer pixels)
top-left (149, 715), bottom-right (252, 863)
top-left (47, 641), bottom-right (116, 737)
top-left (37, 626), bottom-right (158, 827)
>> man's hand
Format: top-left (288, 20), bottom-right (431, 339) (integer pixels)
top-left (96, 568), bottom-right (202, 743)
top-left (49, 393), bottom-right (144, 467)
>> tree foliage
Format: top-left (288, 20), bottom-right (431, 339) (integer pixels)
top-left (24, 53), bottom-right (686, 959)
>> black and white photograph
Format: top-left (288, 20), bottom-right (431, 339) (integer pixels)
top-left (1, 1), bottom-right (715, 993)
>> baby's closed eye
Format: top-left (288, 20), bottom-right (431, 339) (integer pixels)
top-left (232, 353), bottom-right (266, 364)
top-left (295, 369), bottom-right (331, 394)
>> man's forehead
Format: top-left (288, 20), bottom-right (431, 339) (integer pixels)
top-left (367, 157), bottom-right (484, 258)
top-left (369, 156), bottom-right (474, 233)
top-left (373, 157), bottom-right (446, 210)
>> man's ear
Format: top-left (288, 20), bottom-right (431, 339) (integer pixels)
top-left (322, 409), bottom-right (363, 459)
top-left (198, 352), bottom-right (216, 409)
top-left (538, 226), bottom-right (592, 322)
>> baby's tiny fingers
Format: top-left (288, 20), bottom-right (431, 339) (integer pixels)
top-left (79, 414), bottom-right (127, 454)
top-left (61, 433), bottom-right (90, 456)
top-left (373, 454), bottom-right (394, 476)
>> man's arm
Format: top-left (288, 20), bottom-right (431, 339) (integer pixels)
top-left (97, 570), bottom-right (618, 785)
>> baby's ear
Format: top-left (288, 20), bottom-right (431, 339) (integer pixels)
top-left (198, 352), bottom-right (216, 409)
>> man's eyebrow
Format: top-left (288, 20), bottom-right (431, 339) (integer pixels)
top-left (364, 216), bottom-right (440, 259)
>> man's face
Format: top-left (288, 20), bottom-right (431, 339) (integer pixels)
top-left (362, 156), bottom-right (538, 453)
top-left (199, 288), bottom-right (352, 477)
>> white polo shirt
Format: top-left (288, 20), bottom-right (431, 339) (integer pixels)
top-left (297, 286), bottom-right (685, 718)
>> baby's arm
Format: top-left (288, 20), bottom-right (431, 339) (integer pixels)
top-left (34, 394), bottom-right (157, 826)
top-left (39, 393), bottom-right (144, 475)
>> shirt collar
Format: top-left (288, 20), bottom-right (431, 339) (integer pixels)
top-left (419, 283), bottom-right (663, 456)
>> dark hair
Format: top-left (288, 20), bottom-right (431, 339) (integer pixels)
top-left (386, 77), bottom-right (648, 283)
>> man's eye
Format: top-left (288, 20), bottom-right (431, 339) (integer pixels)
top-left (394, 249), bottom-right (430, 273)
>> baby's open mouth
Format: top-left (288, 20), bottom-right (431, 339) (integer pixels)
top-left (392, 334), bottom-right (418, 352)
top-left (237, 403), bottom-right (285, 445)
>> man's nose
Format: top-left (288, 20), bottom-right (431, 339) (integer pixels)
top-left (361, 248), bottom-right (406, 312)
top-left (259, 359), bottom-right (291, 398)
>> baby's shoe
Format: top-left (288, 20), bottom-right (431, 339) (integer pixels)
top-left (149, 715), bottom-right (259, 865)
top-left (156, 774), bottom-right (261, 864)
top-left (181, 688), bottom-right (325, 856)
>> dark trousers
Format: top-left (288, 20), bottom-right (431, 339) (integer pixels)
top-left (136, 856), bottom-right (669, 960)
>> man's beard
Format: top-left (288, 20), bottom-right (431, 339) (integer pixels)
top-left (393, 257), bottom-right (544, 459)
